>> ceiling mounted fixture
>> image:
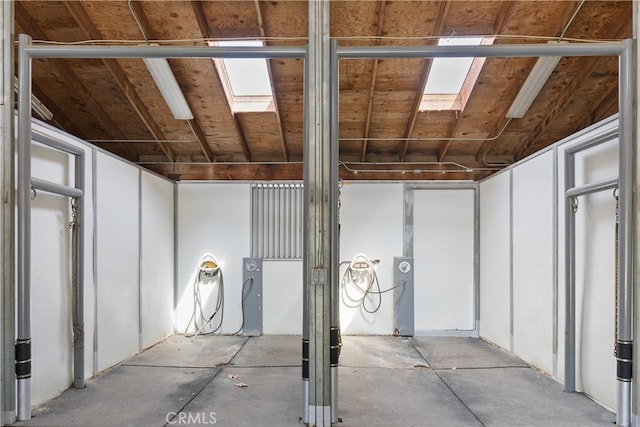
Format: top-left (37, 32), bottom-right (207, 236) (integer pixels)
top-left (143, 53), bottom-right (193, 120)
top-left (506, 42), bottom-right (564, 118)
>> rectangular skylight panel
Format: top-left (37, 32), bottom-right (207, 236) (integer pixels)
top-left (423, 37), bottom-right (484, 95)
top-left (216, 40), bottom-right (273, 97)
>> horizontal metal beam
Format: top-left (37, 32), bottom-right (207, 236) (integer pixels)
top-left (32, 133), bottom-right (85, 157)
top-left (31, 178), bottom-right (83, 198)
top-left (337, 42), bottom-right (625, 59)
top-left (564, 128), bottom-right (619, 155)
top-left (565, 177), bottom-right (618, 198)
top-left (405, 181), bottom-right (477, 190)
top-left (24, 44), bottom-right (307, 59)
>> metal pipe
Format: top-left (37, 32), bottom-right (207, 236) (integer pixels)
top-left (563, 148), bottom-right (576, 393)
top-left (16, 33), bottom-right (33, 421)
top-left (474, 186), bottom-right (480, 334)
top-left (31, 178), bottom-right (83, 198)
top-left (564, 128), bottom-right (619, 155)
top-left (336, 42), bottom-right (625, 59)
top-left (617, 38), bottom-right (634, 427)
top-left (329, 38), bottom-right (339, 424)
top-left (2, 1), bottom-right (16, 424)
top-left (73, 148), bottom-right (85, 389)
top-left (25, 44), bottom-right (307, 59)
top-left (552, 146), bottom-right (559, 379)
top-left (301, 36), bottom-right (309, 426)
top-left (564, 177), bottom-right (618, 198)
top-left (33, 133), bottom-right (85, 156)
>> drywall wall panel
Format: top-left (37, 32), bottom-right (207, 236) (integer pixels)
top-left (512, 150), bottom-right (554, 373)
top-left (338, 183), bottom-right (403, 335)
top-left (479, 172), bottom-right (511, 349)
top-left (95, 152), bottom-right (140, 371)
top-left (140, 172), bottom-right (174, 348)
top-left (413, 189), bottom-right (475, 333)
top-left (263, 261), bottom-right (303, 334)
top-left (569, 136), bottom-right (618, 408)
top-left (30, 145), bottom-right (73, 405)
top-left (176, 183), bottom-right (250, 335)
top-left (29, 125), bottom-right (96, 403)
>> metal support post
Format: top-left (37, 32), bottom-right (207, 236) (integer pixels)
top-left (618, 38), bottom-right (635, 427)
top-left (1, 0), bottom-right (16, 424)
top-left (329, 39), bottom-right (340, 425)
top-left (16, 33), bottom-right (33, 421)
top-left (303, 1), bottom-right (333, 425)
top-left (563, 150), bottom-right (576, 394)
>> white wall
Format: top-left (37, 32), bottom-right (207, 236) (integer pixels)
top-left (29, 121), bottom-right (174, 405)
top-left (30, 143), bottom-right (77, 404)
top-left (338, 183), bottom-right (403, 335)
top-left (413, 189), bottom-right (475, 333)
top-left (176, 183), bottom-right (250, 335)
top-left (512, 150), bottom-right (554, 373)
top-left (479, 115), bottom-right (619, 410)
top-left (95, 153), bottom-right (140, 371)
top-left (479, 172), bottom-right (511, 349)
top-left (565, 135), bottom-right (618, 408)
top-left (140, 172), bottom-right (175, 348)
top-left (263, 261), bottom-right (303, 335)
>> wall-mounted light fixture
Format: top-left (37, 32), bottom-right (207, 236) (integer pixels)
top-left (506, 42), bottom-right (564, 119)
top-left (143, 53), bottom-right (193, 120)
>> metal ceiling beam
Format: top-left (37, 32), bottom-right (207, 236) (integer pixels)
top-left (360, 0), bottom-right (386, 162)
top-left (63, 1), bottom-right (176, 162)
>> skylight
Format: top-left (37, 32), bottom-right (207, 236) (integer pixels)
top-left (421, 37), bottom-right (490, 111)
top-left (210, 40), bottom-right (275, 113)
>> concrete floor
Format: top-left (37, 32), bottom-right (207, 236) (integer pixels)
top-left (12, 335), bottom-right (613, 427)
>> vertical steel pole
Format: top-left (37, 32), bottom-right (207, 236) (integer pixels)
top-left (304, 0), bottom-right (332, 425)
top-left (564, 149), bottom-right (576, 393)
top-left (329, 39), bottom-right (340, 424)
top-left (16, 33), bottom-right (33, 421)
top-left (473, 185), bottom-right (480, 334)
top-left (72, 149), bottom-right (86, 389)
top-left (1, 1), bottom-right (16, 424)
top-left (618, 38), bottom-right (635, 427)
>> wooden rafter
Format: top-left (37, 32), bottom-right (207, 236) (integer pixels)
top-left (399, 1), bottom-right (450, 162)
top-left (438, 2), bottom-right (514, 162)
top-left (31, 81), bottom-right (86, 140)
top-left (15, 2), bottom-right (138, 161)
top-left (191, 0), bottom-right (252, 162)
top-left (514, 1), bottom-right (631, 160)
top-left (360, 0), bottom-right (386, 162)
top-left (255, 0), bottom-right (289, 162)
top-left (63, 1), bottom-right (176, 162)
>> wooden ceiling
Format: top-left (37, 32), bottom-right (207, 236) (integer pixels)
top-left (14, 1), bottom-right (632, 181)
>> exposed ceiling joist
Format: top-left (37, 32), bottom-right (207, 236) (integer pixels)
top-left (399, 1), bottom-right (450, 162)
top-left (64, 1), bottom-right (177, 162)
top-left (360, 0), bottom-right (386, 162)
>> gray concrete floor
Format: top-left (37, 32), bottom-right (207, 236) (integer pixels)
top-left (12, 335), bottom-right (613, 427)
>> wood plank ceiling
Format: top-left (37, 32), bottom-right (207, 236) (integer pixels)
top-left (14, 1), bottom-right (632, 181)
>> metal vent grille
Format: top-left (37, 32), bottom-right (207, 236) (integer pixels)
top-left (251, 183), bottom-right (303, 259)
